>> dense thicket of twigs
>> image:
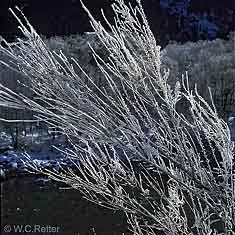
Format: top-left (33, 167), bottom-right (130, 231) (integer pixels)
top-left (0, 0), bottom-right (234, 234)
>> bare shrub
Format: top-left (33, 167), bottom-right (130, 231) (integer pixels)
top-left (0, 0), bottom-right (234, 234)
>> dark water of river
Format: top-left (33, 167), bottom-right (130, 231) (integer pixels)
top-left (1, 177), bottom-right (131, 235)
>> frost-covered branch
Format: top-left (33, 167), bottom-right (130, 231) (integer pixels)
top-left (0, 0), bottom-right (234, 234)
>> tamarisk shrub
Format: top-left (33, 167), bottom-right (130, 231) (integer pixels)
top-left (0, 0), bottom-right (234, 234)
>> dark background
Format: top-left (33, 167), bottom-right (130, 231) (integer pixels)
top-left (0, 0), bottom-right (235, 46)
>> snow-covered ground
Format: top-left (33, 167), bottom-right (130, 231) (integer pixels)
top-left (0, 133), bottom-right (78, 181)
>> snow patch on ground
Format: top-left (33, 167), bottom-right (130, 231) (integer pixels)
top-left (0, 134), bottom-right (78, 181)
